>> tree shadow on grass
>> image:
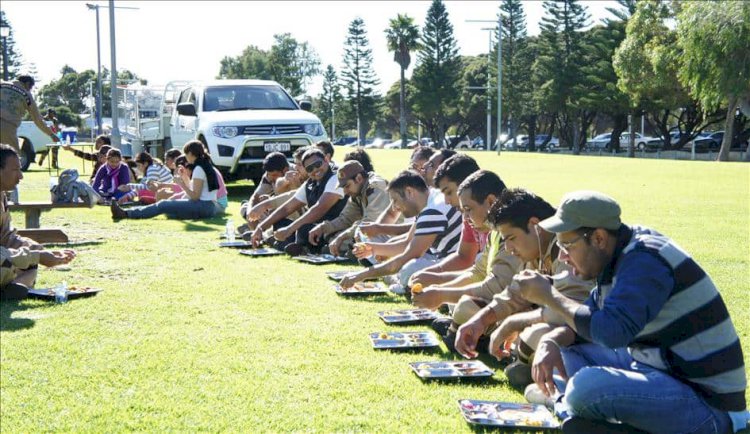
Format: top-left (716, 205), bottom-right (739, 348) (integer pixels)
top-left (182, 220), bottom-right (226, 232)
top-left (0, 301), bottom-right (36, 332)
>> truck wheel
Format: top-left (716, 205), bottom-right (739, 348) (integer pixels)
top-left (19, 139), bottom-right (35, 171)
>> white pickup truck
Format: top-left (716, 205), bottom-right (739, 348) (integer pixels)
top-left (16, 120), bottom-right (54, 171)
top-left (121, 79), bottom-right (326, 184)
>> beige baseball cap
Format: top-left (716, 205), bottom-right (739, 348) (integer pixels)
top-left (337, 160), bottom-right (365, 188)
top-left (539, 190), bottom-right (621, 233)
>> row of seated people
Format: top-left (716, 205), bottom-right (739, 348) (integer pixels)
top-left (230, 141), bottom-right (748, 433)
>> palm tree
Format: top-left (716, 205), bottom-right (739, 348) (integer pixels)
top-left (385, 14), bottom-right (420, 148)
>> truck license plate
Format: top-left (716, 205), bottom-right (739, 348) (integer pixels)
top-left (263, 142), bottom-right (291, 152)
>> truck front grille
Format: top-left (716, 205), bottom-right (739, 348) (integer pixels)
top-left (241, 124), bottom-right (304, 136)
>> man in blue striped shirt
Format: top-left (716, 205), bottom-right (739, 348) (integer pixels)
top-left (339, 170), bottom-right (462, 293)
top-left (511, 190), bottom-right (747, 433)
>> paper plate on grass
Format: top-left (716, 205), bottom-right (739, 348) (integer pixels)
top-left (27, 286), bottom-right (102, 301)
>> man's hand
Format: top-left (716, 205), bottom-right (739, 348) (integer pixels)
top-left (488, 318), bottom-right (521, 362)
top-left (412, 287), bottom-right (445, 310)
top-left (308, 224), bottom-right (326, 246)
top-left (146, 180), bottom-right (159, 191)
top-left (351, 242), bottom-right (373, 259)
top-left (328, 234), bottom-right (344, 257)
top-left (531, 339), bottom-right (568, 397)
top-left (273, 226), bottom-right (293, 242)
top-left (358, 222), bottom-right (381, 238)
top-left (510, 270), bottom-right (555, 306)
top-left (39, 249), bottom-right (76, 267)
top-left (250, 227), bottom-right (265, 248)
top-left (339, 272), bottom-right (362, 289)
top-left (454, 317), bottom-right (487, 359)
top-left (247, 203), bottom-right (268, 222)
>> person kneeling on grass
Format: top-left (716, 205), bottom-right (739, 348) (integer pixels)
top-left (110, 140), bottom-right (221, 220)
top-left (307, 160), bottom-right (390, 258)
top-left (0, 144), bottom-right (76, 300)
top-left (249, 148), bottom-right (347, 255)
top-left (92, 148), bottom-right (131, 204)
top-left (510, 191), bottom-right (748, 433)
top-left (339, 169), bottom-right (462, 294)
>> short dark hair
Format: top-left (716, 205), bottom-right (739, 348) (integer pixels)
top-left (434, 154), bottom-right (479, 187)
top-left (316, 140), bottom-right (334, 158)
top-left (0, 144), bottom-right (19, 169)
top-left (410, 146), bottom-right (435, 162)
top-left (387, 170), bottom-right (428, 197)
top-left (488, 188), bottom-right (556, 232)
top-left (344, 149), bottom-right (374, 173)
top-left (293, 146), bottom-right (309, 161)
top-left (437, 149), bottom-right (457, 162)
top-left (263, 152), bottom-right (290, 173)
top-left (17, 75), bottom-right (35, 87)
top-left (165, 148), bottom-right (182, 161)
top-left (95, 135), bottom-right (111, 146)
top-left (134, 152), bottom-right (154, 166)
top-left (106, 148), bottom-right (122, 159)
top-left (174, 155), bottom-right (188, 168)
top-left (98, 145), bottom-right (112, 156)
top-left (458, 170), bottom-right (507, 204)
top-left (301, 148), bottom-right (325, 164)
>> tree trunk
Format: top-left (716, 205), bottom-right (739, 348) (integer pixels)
top-left (399, 66), bottom-right (407, 149)
top-left (611, 114), bottom-right (628, 153)
top-left (718, 94), bottom-right (738, 162)
top-left (572, 117), bottom-right (580, 155)
top-left (628, 113), bottom-right (635, 158)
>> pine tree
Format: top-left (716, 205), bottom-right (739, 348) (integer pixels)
top-left (494, 0), bottom-right (529, 148)
top-left (317, 65), bottom-right (343, 140)
top-left (341, 18), bottom-right (381, 144)
top-left (412, 0), bottom-right (460, 147)
top-left (0, 11), bottom-right (25, 80)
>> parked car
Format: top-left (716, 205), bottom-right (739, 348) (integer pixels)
top-left (364, 138), bottom-right (389, 149)
top-left (503, 135), bottom-right (528, 151)
top-left (586, 132), bottom-right (662, 152)
top-left (534, 134), bottom-right (560, 152)
top-left (686, 131), bottom-right (723, 152)
top-left (333, 136), bottom-right (357, 146)
top-left (16, 120), bottom-right (56, 171)
top-left (586, 133), bottom-right (613, 151)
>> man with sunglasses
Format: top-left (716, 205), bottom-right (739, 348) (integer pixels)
top-left (307, 160), bottom-right (390, 258)
top-left (509, 190), bottom-right (747, 433)
top-left (249, 148), bottom-right (346, 255)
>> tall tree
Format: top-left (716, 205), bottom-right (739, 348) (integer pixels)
top-left (218, 46), bottom-right (272, 81)
top-left (495, 0), bottom-right (529, 148)
top-left (385, 14), bottom-right (420, 148)
top-left (676, 1), bottom-right (750, 161)
top-left (316, 65), bottom-right (344, 140)
top-left (412, 0), bottom-right (460, 147)
top-left (341, 18), bottom-right (380, 144)
top-left (0, 11), bottom-right (24, 80)
top-left (534, 0), bottom-right (591, 153)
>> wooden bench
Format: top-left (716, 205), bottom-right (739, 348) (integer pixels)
top-left (16, 228), bottom-right (69, 244)
top-left (8, 202), bottom-right (90, 229)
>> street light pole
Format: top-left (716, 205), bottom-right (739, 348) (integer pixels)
top-left (468, 18), bottom-right (502, 153)
top-left (108, 0), bottom-right (120, 147)
top-left (0, 24), bottom-right (9, 82)
top-left (86, 4), bottom-right (103, 134)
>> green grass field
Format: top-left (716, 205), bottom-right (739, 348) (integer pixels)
top-left (1, 148), bottom-right (748, 432)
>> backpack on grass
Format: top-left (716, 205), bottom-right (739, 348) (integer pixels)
top-left (51, 169), bottom-right (100, 207)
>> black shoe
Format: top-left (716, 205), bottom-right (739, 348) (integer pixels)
top-left (476, 335), bottom-right (490, 354)
top-left (110, 201), bottom-right (128, 220)
top-left (431, 317), bottom-right (454, 336)
top-left (0, 283), bottom-right (29, 301)
top-left (504, 360), bottom-right (533, 390)
top-left (561, 416), bottom-right (647, 434)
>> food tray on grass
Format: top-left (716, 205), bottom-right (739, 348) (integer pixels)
top-left (294, 254), bottom-right (349, 264)
top-left (457, 400), bottom-right (560, 429)
top-left (334, 282), bottom-right (388, 296)
top-left (325, 270), bottom-right (374, 281)
top-left (219, 240), bottom-right (253, 248)
top-left (378, 308), bottom-right (440, 325)
top-left (27, 286), bottom-right (102, 300)
top-left (238, 247), bottom-right (284, 257)
top-left (410, 360), bottom-right (494, 380)
top-left (369, 331), bottom-right (440, 350)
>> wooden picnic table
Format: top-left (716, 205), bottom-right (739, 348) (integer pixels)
top-left (8, 201), bottom-right (90, 229)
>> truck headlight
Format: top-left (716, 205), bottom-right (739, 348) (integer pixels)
top-left (303, 123), bottom-right (325, 137)
top-left (212, 126), bottom-right (239, 138)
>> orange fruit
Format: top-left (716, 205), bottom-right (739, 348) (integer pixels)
top-left (411, 283), bottom-right (423, 294)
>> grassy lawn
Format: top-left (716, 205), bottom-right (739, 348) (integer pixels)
top-left (1, 148), bottom-right (748, 432)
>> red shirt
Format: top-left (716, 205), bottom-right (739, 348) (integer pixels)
top-left (461, 219), bottom-right (488, 252)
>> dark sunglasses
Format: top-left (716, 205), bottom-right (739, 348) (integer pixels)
top-left (304, 160), bottom-right (324, 173)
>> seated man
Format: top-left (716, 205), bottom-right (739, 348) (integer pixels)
top-left (410, 154), bottom-right (482, 287)
top-left (340, 170), bottom-right (462, 294)
top-left (307, 160), bottom-right (390, 258)
top-left (0, 144), bottom-right (75, 300)
top-left (512, 191), bottom-right (748, 433)
top-left (239, 152), bottom-right (290, 230)
top-left (249, 148), bottom-right (347, 255)
top-left (419, 148), bottom-right (456, 188)
top-left (315, 140), bottom-right (336, 167)
top-left (453, 189), bottom-right (592, 369)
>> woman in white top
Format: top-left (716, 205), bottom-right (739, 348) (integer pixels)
top-left (110, 140), bottom-right (221, 220)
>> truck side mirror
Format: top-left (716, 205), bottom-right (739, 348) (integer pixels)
top-left (176, 102), bottom-right (197, 117)
top-left (299, 101), bottom-right (312, 111)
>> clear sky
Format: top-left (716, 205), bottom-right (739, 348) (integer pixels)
top-left (1, 0), bottom-right (620, 96)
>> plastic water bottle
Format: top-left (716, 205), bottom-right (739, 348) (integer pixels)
top-left (226, 219), bottom-right (235, 242)
top-left (65, 135), bottom-right (71, 145)
top-left (55, 281), bottom-right (68, 304)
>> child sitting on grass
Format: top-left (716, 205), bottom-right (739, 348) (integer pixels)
top-left (92, 148), bottom-right (131, 204)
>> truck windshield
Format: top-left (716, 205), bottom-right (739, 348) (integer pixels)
top-left (203, 85), bottom-right (298, 112)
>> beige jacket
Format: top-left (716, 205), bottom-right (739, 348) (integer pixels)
top-left (318, 173), bottom-right (390, 240)
top-left (489, 234), bottom-right (594, 322)
top-left (1, 192), bottom-right (40, 286)
top-left (468, 231), bottom-right (525, 300)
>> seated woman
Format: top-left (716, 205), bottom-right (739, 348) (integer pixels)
top-left (110, 140), bottom-right (221, 220)
top-left (117, 152), bottom-right (173, 204)
top-left (92, 148), bottom-right (131, 204)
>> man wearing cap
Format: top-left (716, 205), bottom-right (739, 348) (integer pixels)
top-left (0, 75), bottom-right (59, 153)
top-left (307, 160), bottom-right (390, 258)
top-left (510, 190), bottom-right (748, 433)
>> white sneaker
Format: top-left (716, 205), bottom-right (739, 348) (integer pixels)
top-left (388, 283), bottom-right (406, 295)
top-left (523, 383), bottom-right (555, 409)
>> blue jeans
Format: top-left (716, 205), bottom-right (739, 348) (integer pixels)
top-left (557, 343), bottom-right (732, 433)
top-left (127, 199), bottom-right (219, 220)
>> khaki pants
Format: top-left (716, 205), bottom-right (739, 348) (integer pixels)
top-left (0, 119), bottom-right (20, 151)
